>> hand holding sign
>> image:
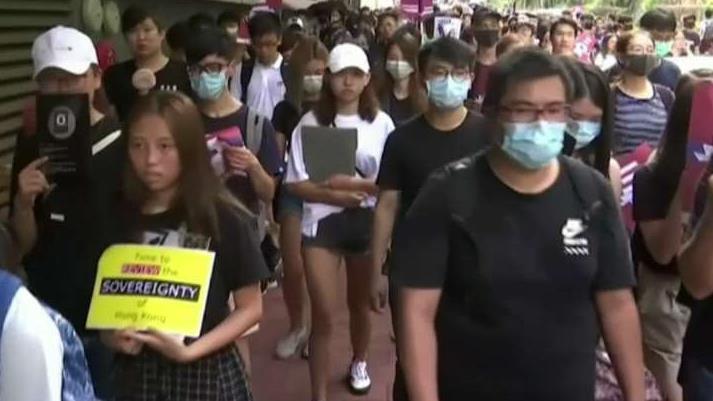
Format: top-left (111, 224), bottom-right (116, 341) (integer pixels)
top-left (128, 329), bottom-right (196, 363)
top-left (101, 329), bottom-right (143, 356)
top-left (86, 245), bottom-right (215, 338)
top-left (15, 157), bottom-right (50, 209)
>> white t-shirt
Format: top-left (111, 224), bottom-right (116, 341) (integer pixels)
top-left (285, 110), bottom-right (395, 235)
top-left (0, 287), bottom-right (63, 401)
top-left (246, 55), bottom-right (285, 120)
top-left (594, 53), bottom-right (618, 72)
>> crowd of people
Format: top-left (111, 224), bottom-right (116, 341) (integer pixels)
top-left (3, 1), bottom-right (713, 401)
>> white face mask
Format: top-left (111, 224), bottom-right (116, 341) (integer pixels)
top-left (303, 75), bottom-right (323, 95)
top-left (385, 60), bottom-right (414, 81)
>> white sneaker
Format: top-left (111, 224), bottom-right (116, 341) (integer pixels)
top-left (347, 361), bottom-right (371, 394)
top-left (275, 329), bottom-right (308, 360)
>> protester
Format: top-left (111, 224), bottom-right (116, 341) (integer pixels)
top-left (595, 34), bottom-right (618, 72)
top-left (372, 36), bottom-right (488, 401)
top-left (103, 6), bottom-right (193, 121)
top-left (370, 10), bottom-right (400, 93)
top-left (0, 269), bottom-right (64, 401)
top-left (166, 21), bottom-right (190, 62)
top-left (516, 14), bottom-right (538, 45)
top-left (679, 73), bottom-right (713, 399)
top-left (634, 71), bottom-right (713, 401)
top-left (470, 8), bottom-right (501, 107)
top-left (11, 25), bottom-right (125, 398)
top-left (186, 26), bottom-right (279, 225)
top-left (392, 47), bottom-right (645, 401)
top-left (551, 17), bottom-right (579, 58)
top-left (561, 59), bottom-right (620, 190)
top-left (241, 11), bottom-right (287, 119)
top-left (271, 36), bottom-right (330, 360)
top-left (682, 15), bottom-right (700, 54)
top-left (380, 28), bottom-right (427, 126)
top-left (575, 14), bottom-right (597, 63)
top-left (638, 9), bottom-right (683, 91)
top-left (612, 31), bottom-right (674, 154)
top-left (701, 9), bottom-right (713, 54)
top-left (560, 59), bottom-right (665, 401)
top-left (101, 91), bottom-right (269, 401)
top-left (496, 33), bottom-right (525, 57)
top-left (218, 9), bottom-right (242, 36)
top-left (285, 43), bottom-right (394, 399)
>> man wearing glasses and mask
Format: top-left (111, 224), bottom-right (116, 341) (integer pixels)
top-left (391, 48), bottom-right (646, 401)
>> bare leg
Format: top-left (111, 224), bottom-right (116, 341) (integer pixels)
top-left (279, 213), bottom-right (310, 333)
top-left (345, 254), bottom-right (372, 362)
top-left (303, 247), bottom-right (342, 401)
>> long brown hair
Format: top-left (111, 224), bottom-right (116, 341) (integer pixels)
top-left (380, 30), bottom-right (428, 115)
top-left (124, 91), bottom-right (249, 241)
top-left (285, 35), bottom-right (329, 111)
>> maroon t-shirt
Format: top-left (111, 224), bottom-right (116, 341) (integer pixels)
top-left (471, 63), bottom-right (493, 104)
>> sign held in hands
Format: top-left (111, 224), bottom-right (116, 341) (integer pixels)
top-left (86, 244), bottom-right (215, 338)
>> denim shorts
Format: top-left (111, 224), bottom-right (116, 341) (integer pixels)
top-left (277, 186), bottom-right (303, 218)
top-left (302, 208), bottom-right (373, 255)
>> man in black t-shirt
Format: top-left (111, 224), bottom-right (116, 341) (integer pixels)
top-left (11, 26), bottom-right (125, 399)
top-left (371, 37), bottom-right (487, 401)
top-left (391, 48), bottom-right (645, 401)
top-left (103, 6), bottom-right (193, 121)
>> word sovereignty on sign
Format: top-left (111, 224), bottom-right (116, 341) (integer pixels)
top-left (100, 278), bottom-right (200, 301)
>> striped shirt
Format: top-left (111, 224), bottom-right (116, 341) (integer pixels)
top-left (613, 86), bottom-right (669, 155)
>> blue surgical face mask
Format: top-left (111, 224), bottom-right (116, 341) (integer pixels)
top-left (501, 120), bottom-right (566, 170)
top-left (566, 120), bottom-right (602, 150)
top-left (426, 76), bottom-right (470, 110)
top-left (191, 71), bottom-right (227, 101)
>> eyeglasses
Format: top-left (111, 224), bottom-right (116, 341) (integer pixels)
top-left (499, 104), bottom-right (570, 122)
top-left (187, 63), bottom-right (228, 76)
top-left (426, 68), bottom-right (470, 82)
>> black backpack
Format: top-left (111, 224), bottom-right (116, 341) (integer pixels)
top-left (444, 152), bottom-right (604, 234)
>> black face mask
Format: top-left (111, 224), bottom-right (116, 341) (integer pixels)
top-left (623, 54), bottom-right (659, 76)
top-left (474, 29), bottom-right (500, 48)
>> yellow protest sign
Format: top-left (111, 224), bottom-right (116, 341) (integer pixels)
top-left (86, 244), bottom-right (215, 337)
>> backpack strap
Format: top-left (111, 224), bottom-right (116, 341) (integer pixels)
top-left (240, 60), bottom-right (255, 103)
top-left (246, 108), bottom-right (264, 155)
top-left (560, 156), bottom-right (604, 226)
top-left (0, 271), bottom-right (23, 354)
top-left (654, 83), bottom-right (675, 112)
top-left (245, 107), bottom-right (267, 240)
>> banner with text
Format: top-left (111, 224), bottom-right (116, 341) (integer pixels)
top-left (86, 244), bottom-right (215, 338)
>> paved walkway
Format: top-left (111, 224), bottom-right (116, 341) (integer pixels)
top-left (250, 269), bottom-right (396, 401)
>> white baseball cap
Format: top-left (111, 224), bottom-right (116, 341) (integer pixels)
top-left (32, 26), bottom-right (98, 78)
top-left (328, 43), bottom-right (370, 74)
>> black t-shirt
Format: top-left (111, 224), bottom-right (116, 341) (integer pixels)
top-left (377, 112), bottom-right (488, 219)
top-left (118, 204), bottom-right (270, 334)
top-left (391, 154), bottom-right (635, 401)
top-left (9, 117), bottom-right (126, 333)
top-left (681, 162), bottom-right (713, 370)
top-left (202, 106), bottom-right (281, 213)
top-left (382, 92), bottom-right (417, 127)
top-left (103, 59), bottom-right (193, 121)
top-left (631, 166), bottom-right (680, 274)
top-left (271, 100), bottom-right (317, 154)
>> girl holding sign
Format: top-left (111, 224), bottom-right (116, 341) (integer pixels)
top-left (285, 43), bottom-right (395, 400)
top-left (101, 91), bottom-right (270, 401)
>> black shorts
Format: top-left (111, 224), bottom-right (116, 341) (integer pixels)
top-left (302, 208), bottom-right (374, 254)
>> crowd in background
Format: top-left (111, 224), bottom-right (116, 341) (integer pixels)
top-left (3, 1), bottom-right (713, 401)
